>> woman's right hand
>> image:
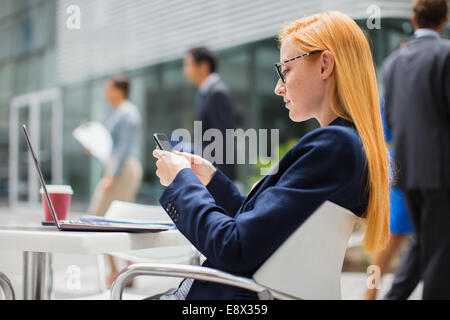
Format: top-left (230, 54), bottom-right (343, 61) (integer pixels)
top-left (174, 151), bottom-right (216, 186)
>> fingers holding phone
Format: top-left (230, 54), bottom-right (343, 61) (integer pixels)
top-left (174, 151), bottom-right (216, 186)
top-left (152, 133), bottom-right (216, 186)
top-left (152, 147), bottom-right (190, 186)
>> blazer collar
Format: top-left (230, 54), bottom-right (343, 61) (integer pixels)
top-left (328, 116), bottom-right (355, 128)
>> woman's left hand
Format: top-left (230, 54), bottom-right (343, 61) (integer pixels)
top-left (153, 149), bottom-right (191, 186)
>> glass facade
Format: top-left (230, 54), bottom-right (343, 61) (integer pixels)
top-left (0, 0), bottom-right (57, 205)
top-left (1, 1), bottom-right (449, 209)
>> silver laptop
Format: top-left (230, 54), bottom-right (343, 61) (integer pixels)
top-left (22, 124), bottom-right (169, 233)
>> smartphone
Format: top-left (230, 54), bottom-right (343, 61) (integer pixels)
top-left (153, 133), bottom-right (173, 152)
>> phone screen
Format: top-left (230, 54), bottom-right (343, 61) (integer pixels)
top-left (153, 133), bottom-right (173, 152)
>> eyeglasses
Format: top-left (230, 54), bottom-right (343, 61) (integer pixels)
top-left (275, 50), bottom-right (323, 83)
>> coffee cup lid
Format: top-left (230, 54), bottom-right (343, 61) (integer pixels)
top-left (40, 185), bottom-right (73, 195)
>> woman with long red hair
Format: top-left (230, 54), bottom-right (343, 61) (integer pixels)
top-left (151, 11), bottom-right (390, 300)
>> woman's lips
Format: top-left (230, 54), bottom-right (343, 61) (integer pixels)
top-left (284, 100), bottom-right (291, 107)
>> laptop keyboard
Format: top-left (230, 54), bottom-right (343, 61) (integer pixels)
top-left (62, 220), bottom-right (111, 225)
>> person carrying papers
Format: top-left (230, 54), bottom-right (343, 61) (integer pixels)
top-left (83, 74), bottom-right (143, 287)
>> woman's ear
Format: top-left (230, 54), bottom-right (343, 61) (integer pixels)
top-left (319, 51), bottom-right (335, 80)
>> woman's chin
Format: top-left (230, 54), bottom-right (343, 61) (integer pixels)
top-left (288, 111), bottom-right (308, 123)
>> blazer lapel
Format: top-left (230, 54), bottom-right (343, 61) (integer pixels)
top-left (244, 175), bottom-right (268, 202)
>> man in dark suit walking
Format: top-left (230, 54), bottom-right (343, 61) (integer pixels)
top-left (183, 47), bottom-right (236, 180)
top-left (383, 0), bottom-right (450, 299)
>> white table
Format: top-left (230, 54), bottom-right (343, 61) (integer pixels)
top-left (0, 225), bottom-right (190, 300)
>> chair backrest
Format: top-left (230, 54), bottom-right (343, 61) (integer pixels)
top-left (105, 200), bottom-right (171, 223)
top-left (252, 201), bottom-right (356, 300)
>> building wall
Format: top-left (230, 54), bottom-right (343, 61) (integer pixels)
top-left (57, 0), bottom-right (415, 85)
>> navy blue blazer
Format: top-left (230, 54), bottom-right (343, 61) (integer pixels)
top-left (159, 117), bottom-right (368, 300)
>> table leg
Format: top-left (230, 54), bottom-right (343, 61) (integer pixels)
top-left (23, 251), bottom-right (52, 300)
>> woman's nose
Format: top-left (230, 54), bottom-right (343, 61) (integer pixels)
top-left (274, 78), bottom-right (285, 96)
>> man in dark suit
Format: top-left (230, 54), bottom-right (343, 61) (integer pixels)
top-left (183, 47), bottom-right (236, 180)
top-left (383, 0), bottom-right (450, 299)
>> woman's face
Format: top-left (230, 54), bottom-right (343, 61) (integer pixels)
top-left (274, 36), bottom-right (326, 122)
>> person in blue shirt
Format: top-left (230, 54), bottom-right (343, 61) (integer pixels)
top-left (151, 11), bottom-right (391, 300)
top-left (86, 74), bottom-right (143, 287)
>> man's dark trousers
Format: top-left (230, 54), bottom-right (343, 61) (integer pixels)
top-left (385, 189), bottom-right (450, 299)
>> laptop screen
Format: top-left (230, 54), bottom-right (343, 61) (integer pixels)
top-left (21, 124), bottom-right (62, 229)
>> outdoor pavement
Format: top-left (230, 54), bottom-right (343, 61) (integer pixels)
top-left (0, 207), bottom-right (422, 300)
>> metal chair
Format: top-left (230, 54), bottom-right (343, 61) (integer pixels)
top-left (96, 201), bottom-right (201, 292)
top-left (0, 272), bottom-right (15, 300)
top-left (111, 201), bottom-right (357, 300)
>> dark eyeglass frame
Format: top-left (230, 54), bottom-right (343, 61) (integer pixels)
top-left (275, 50), bottom-right (323, 83)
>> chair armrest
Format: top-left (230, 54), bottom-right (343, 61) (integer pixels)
top-left (0, 272), bottom-right (15, 300)
top-left (110, 262), bottom-right (274, 300)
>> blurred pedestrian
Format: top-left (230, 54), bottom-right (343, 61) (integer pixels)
top-left (183, 47), bottom-right (236, 180)
top-left (383, 0), bottom-right (450, 299)
top-left (86, 74), bottom-right (143, 287)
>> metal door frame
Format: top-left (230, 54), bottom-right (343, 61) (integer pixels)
top-left (9, 88), bottom-right (63, 208)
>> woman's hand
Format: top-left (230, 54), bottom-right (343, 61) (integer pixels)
top-left (174, 151), bottom-right (216, 186)
top-left (152, 149), bottom-right (191, 186)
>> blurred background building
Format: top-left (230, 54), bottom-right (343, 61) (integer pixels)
top-left (0, 0), bottom-right (449, 209)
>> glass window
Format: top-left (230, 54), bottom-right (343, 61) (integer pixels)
top-left (0, 102), bottom-right (9, 204)
top-left (161, 61), bottom-right (193, 131)
top-left (14, 54), bottom-right (39, 94)
top-left (33, 0), bottom-right (55, 49)
top-left (0, 20), bottom-right (12, 60)
top-left (17, 105), bottom-right (30, 202)
top-left (62, 83), bottom-right (92, 208)
top-left (140, 68), bottom-right (166, 203)
top-left (144, 62), bottom-right (194, 202)
top-left (38, 47), bottom-right (56, 89)
top-left (219, 48), bottom-right (251, 129)
top-left (0, 63), bottom-right (13, 101)
top-left (10, 10), bottom-right (34, 54)
top-left (39, 100), bottom-right (53, 183)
